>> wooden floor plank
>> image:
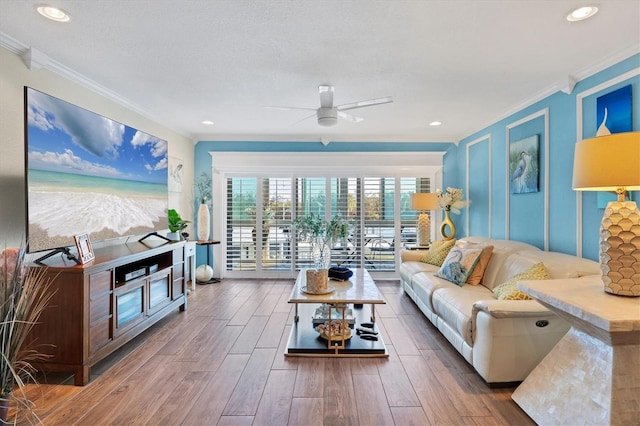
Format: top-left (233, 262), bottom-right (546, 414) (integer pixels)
top-left (253, 369), bottom-right (297, 426)
top-left (421, 349), bottom-right (492, 418)
top-left (377, 355), bottom-right (421, 407)
top-left (192, 325), bottom-right (244, 372)
top-left (390, 406), bottom-right (432, 426)
top-left (181, 353), bottom-right (250, 425)
top-left (379, 317), bottom-right (421, 356)
top-left (289, 397), bottom-right (324, 426)
top-left (256, 311), bottom-right (290, 348)
top-left (400, 354), bottom-right (464, 425)
top-left (323, 358), bottom-right (359, 426)
top-left (222, 348), bottom-right (277, 416)
top-left (352, 374), bottom-right (395, 426)
top-left (293, 357), bottom-right (325, 398)
top-left (227, 297), bottom-right (263, 326)
top-left (148, 370), bottom-right (215, 425)
top-left (229, 315), bottom-right (268, 354)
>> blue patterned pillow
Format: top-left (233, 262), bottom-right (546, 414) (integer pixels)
top-left (434, 246), bottom-right (483, 286)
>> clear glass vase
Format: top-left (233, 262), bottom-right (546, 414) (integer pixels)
top-left (311, 238), bottom-right (331, 270)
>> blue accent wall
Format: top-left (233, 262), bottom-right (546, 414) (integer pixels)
top-left (451, 53), bottom-right (640, 259)
top-left (192, 141), bottom-right (453, 264)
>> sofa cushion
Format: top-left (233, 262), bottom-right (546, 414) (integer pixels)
top-left (400, 261), bottom-right (439, 286)
top-left (432, 284), bottom-right (495, 347)
top-left (493, 262), bottom-right (550, 300)
top-left (516, 250), bottom-right (600, 278)
top-left (435, 246), bottom-right (483, 285)
top-left (411, 272), bottom-right (454, 314)
top-left (420, 239), bottom-right (456, 266)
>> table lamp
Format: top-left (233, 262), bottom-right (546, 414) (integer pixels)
top-left (410, 193), bottom-right (439, 246)
top-left (572, 131), bottom-right (640, 296)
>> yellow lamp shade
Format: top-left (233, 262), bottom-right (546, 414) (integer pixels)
top-left (572, 132), bottom-right (640, 192)
top-left (410, 193), bottom-right (439, 211)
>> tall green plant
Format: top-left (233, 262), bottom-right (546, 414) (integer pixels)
top-left (0, 245), bottom-right (54, 423)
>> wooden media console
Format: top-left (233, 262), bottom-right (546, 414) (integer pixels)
top-left (29, 239), bottom-right (188, 385)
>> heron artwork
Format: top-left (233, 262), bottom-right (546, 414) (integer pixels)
top-left (511, 151), bottom-right (529, 193)
top-left (509, 135), bottom-right (539, 194)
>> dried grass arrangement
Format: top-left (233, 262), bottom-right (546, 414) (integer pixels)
top-left (0, 245), bottom-right (54, 424)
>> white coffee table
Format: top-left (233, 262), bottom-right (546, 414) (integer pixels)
top-left (285, 268), bottom-right (388, 357)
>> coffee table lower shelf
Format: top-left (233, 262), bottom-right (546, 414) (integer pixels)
top-left (284, 304), bottom-right (388, 358)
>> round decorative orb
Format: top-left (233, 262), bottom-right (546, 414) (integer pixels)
top-left (196, 265), bottom-right (213, 282)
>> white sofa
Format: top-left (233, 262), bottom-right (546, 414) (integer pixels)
top-left (400, 236), bottom-right (600, 385)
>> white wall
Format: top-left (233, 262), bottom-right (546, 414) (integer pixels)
top-left (0, 46), bottom-right (195, 248)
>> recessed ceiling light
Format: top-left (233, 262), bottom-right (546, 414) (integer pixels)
top-left (201, 120), bottom-right (215, 125)
top-left (566, 6), bottom-right (598, 22)
top-left (429, 121), bottom-right (442, 126)
top-left (36, 5), bottom-right (71, 22)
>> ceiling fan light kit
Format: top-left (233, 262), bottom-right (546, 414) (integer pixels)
top-left (318, 107), bottom-right (338, 127)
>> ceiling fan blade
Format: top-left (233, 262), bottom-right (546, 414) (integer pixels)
top-left (292, 112), bottom-right (317, 126)
top-left (319, 85), bottom-right (334, 108)
top-left (336, 96), bottom-right (393, 112)
top-left (338, 111), bottom-right (364, 123)
top-left (264, 106), bottom-right (316, 111)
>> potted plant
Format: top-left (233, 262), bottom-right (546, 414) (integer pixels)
top-left (167, 209), bottom-right (190, 241)
top-left (0, 244), bottom-right (53, 423)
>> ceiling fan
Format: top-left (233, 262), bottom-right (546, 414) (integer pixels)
top-left (266, 85), bottom-right (393, 127)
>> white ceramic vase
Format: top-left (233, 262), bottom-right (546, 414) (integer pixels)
top-left (197, 203), bottom-right (210, 241)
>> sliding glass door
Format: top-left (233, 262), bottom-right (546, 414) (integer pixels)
top-left (223, 175), bottom-right (432, 276)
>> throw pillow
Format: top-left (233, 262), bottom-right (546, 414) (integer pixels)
top-left (420, 239), bottom-right (456, 267)
top-left (466, 245), bottom-right (494, 285)
top-left (434, 246), bottom-right (483, 286)
top-left (492, 262), bottom-right (550, 300)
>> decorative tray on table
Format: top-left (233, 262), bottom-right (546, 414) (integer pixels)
top-left (315, 320), bottom-right (352, 341)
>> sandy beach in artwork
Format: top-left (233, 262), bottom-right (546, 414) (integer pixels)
top-left (28, 171), bottom-right (168, 252)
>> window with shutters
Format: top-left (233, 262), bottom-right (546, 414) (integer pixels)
top-left (224, 175), bottom-right (433, 275)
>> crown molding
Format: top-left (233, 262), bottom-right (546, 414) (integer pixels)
top-left (463, 44), bottom-right (640, 142)
top-left (0, 31), bottom-right (189, 139)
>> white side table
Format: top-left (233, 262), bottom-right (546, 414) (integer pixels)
top-left (512, 275), bottom-right (640, 425)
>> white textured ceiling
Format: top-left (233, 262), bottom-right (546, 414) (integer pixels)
top-left (1, 0), bottom-right (639, 143)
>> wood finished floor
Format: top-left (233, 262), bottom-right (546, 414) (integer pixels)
top-left (15, 279), bottom-right (535, 425)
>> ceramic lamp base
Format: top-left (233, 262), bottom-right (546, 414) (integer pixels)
top-left (416, 213), bottom-right (430, 246)
top-left (600, 200), bottom-right (640, 297)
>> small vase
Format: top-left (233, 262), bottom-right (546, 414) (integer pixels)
top-left (440, 209), bottom-right (456, 241)
top-left (312, 238), bottom-right (331, 270)
top-left (197, 203), bottom-right (210, 241)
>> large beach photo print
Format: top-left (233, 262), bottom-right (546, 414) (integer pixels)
top-left (25, 87), bottom-right (169, 253)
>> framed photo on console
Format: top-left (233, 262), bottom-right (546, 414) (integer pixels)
top-left (74, 233), bottom-right (95, 264)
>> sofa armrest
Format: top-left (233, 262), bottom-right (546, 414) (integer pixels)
top-left (472, 299), bottom-right (552, 319)
top-left (472, 299), bottom-right (569, 383)
top-left (400, 249), bottom-right (427, 263)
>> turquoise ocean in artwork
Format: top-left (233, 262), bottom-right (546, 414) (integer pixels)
top-left (28, 169), bottom-right (167, 198)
